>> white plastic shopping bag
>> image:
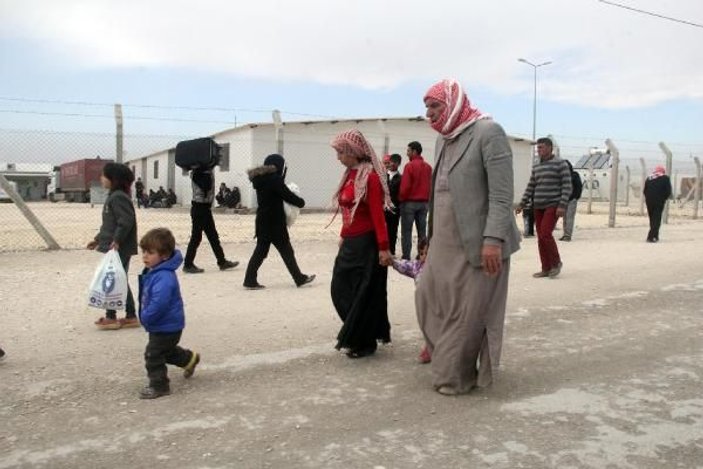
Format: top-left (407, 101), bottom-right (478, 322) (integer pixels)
top-left (284, 182), bottom-right (301, 227)
top-left (87, 250), bottom-right (128, 310)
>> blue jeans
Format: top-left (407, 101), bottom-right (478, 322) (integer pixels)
top-left (400, 201), bottom-right (428, 260)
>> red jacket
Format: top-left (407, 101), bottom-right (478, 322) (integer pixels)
top-left (399, 155), bottom-right (432, 203)
top-left (338, 170), bottom-right (389, 250)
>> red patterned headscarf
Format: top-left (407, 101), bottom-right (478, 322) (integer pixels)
top-left (424, 79), bottom-right (488, 139)
top-left (649, 165), bottom-right (666, 179)
top-left (330, 129), bottom-right (391, 225)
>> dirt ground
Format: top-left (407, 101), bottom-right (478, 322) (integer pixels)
top-left (1, 208), bottom-right (702, 468)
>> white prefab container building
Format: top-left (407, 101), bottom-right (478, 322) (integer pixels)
top-left (126, 117), bottom-right (534, 209)
top-left (0, 162), bottom-right (53, 201)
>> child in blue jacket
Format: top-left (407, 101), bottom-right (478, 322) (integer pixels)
top-left (138, 227), bottom-right (199, 399)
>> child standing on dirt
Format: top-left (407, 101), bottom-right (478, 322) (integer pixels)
top-left (87, 163), bottom-right (139, 330)
top-left (391, 238), bottom-right (431, 363)
top-left (138, 227), bottom-right (200, 399)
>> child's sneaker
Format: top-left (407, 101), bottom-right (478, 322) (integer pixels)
top-left (418, 345), bottom-right (431, 364)
top-left (139, 386), bottom-right (171, 399)
top-left (183, 352), bottom-right (200, 379)
top-left (118, 317), bottom-right (140, 328)
top-left (94, 317), bottom-right (121, 330)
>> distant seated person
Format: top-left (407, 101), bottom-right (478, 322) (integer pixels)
top-left (147, 189), bottom-right (159, 207)
top-left (166, 188), bottom-right (177, 206)
top-left (216, 183), bottom-right (241, 208)
top-left (216, 182), bottom-right (230, 207)
top-left (224, 186), bottom-right (241, 209)
top-left (147, 187), bottom-right (174, 208)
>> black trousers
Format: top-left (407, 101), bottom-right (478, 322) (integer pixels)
top-left (244, 234), bottom-right (305, 285)
top-left (184, 204), bottom-right (226, 267)
top-left (522, 208), bottom-right (535, 236)
top-left (646, 201), bottom-right (665, 240)
top-left (106, 250), bottom-right (135, 320)
top-left (144, 331), bottom-right (193, 390)
top-left (385, 211), bottom-right (400, 255)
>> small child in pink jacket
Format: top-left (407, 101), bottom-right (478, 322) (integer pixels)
top-left (392, 238), bottom-right (431, 364)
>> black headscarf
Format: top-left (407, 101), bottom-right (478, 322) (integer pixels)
top-left (264, 154), bottom-right (286, 178)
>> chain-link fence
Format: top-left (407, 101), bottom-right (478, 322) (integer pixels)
top-left (0, 126), bottom-right (349, 253)
top-left (2, 126), bottom-right (702, 253)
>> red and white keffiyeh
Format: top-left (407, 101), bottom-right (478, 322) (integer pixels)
top-left (649, 165), bottom-right (666, 180)
top-left (330, 129), bottom-right (392, 225)
top-left (424, 79), bottom-right (489, 139)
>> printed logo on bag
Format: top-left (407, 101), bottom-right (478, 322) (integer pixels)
top-left (102, 271), bottom-right (116, 294)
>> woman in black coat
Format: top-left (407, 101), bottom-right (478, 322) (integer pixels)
top-left (643, 165), bottom-right (672, 243)
top-left (243, 154), bottom-right (315, 289)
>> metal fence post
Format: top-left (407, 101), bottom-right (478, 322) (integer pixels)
top-left (0, 174), bottom-right (60, 250)
top-left (605, 139), bottom-right (619, 228)
top-left (115, 104), bottom-right (123, 163)
top-left (673, 172), bottom-right (678, 201)
top-left (273, 110), bottom-right (283, 155)
top-left (625, 166), bottom-right (630, 207)
top-left (694, 157), bottom-right (701, 220)
top-left (639, 158), bottom-right (647, 216)
top-left (587, 163), bottom-right (594, 214)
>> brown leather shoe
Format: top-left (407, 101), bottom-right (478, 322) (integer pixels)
top-left (94, 317), bottom-right (121, 330)
top-left (532, 271), bottom-right (549, 278)
top-left (118, 317), bottom-right (140, 328)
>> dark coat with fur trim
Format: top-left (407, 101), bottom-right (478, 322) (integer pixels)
top-left (247, 165), bottom-right (305, 241)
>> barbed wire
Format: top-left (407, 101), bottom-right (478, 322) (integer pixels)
top-left (0, 96), bottom-right (340, 120)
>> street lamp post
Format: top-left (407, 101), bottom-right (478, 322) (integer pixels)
top-left (518, 58), bottom-right (552, 141)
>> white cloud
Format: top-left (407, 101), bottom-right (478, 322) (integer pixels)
top-left (2, 0), bottom-right (703, 109)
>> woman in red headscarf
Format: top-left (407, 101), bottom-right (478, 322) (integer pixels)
top-left (330, 129), bottom-right (393, 358)
top-left (643, 165), bottom-right (672, 242)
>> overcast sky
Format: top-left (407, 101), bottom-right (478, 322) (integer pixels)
top-left (1, 0), bottom-right (702, 161)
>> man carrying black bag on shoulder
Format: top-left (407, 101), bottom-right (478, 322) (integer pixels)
top-left (178, 138), bottom-right (239, 274)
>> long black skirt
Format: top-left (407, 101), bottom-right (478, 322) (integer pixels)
top-left (331, 232), bottom-right (391, 351)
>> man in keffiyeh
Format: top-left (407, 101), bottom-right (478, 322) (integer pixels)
top-left (415, 78), bottom-right (522, 396)
top-left (643, 165), bottom-right (672, 242)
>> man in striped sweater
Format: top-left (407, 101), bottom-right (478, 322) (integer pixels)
top-left (515, 137), bottom-right (572, 278)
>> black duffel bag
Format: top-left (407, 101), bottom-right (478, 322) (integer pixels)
top-left (175, 137), bottom-right (222, 170)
